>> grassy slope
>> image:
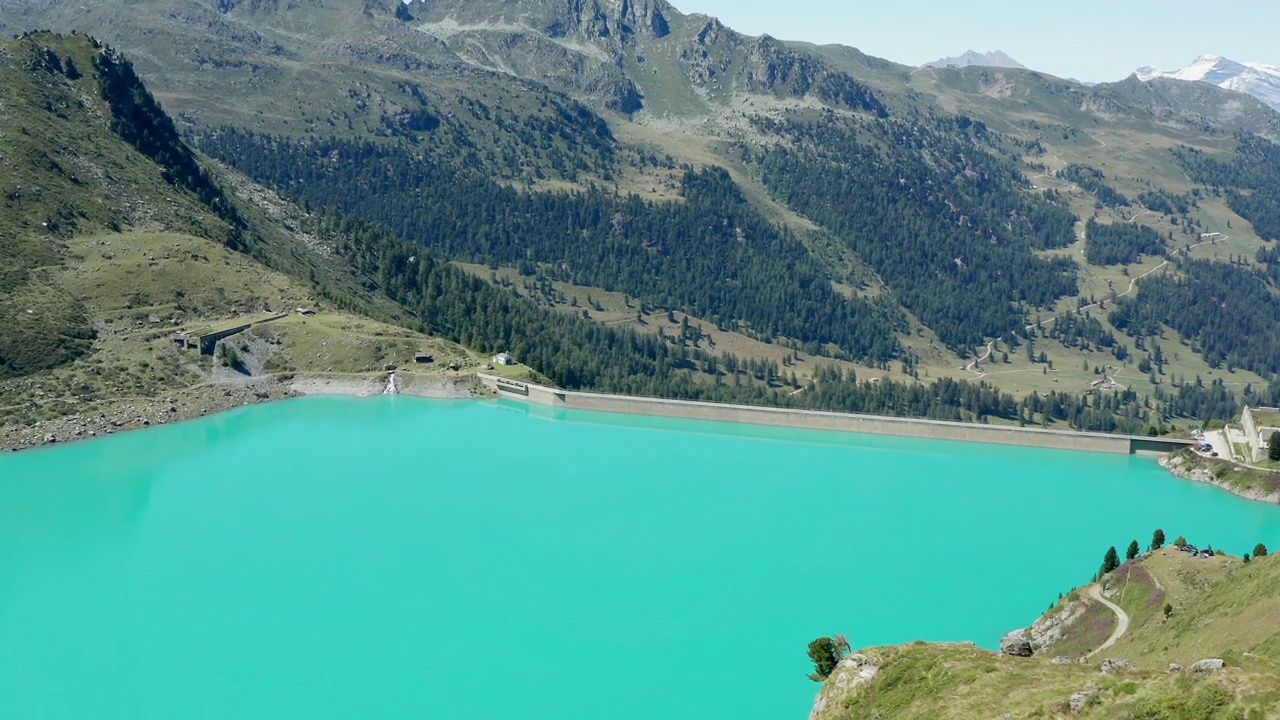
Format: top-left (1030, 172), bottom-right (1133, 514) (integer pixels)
top-left (813, 551), bottom-right (1280, 719)
top-left (0, 33), bottom-right (487, 435)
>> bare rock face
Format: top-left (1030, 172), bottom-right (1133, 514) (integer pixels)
top-left (1017, 595), bottom-right (1090, 653)
top-left (999, 633), bottom-right (1034, 657)
top-left (543, 0), bottom-right (673, 44)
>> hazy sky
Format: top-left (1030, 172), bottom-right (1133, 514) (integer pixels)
top-left (679, 0), bottom-right (1278, 82)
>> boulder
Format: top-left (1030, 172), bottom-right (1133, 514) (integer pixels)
top-left (1052, 656), bottom-right (1072, 665)
top-left (1068, 692), bottom-right (1090, 712)
top-left (1100, 658), bottom-right (1134, 675)
top-left (1000, 634), bottom-right (1034, 657)
top-left (1191, 658), bottom-right (1225, 674)
top-left (1169, 663), bottom-right (1183, 673)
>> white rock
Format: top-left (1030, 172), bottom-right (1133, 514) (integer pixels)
top-left (1191, 658), bottom-right (1225, 674)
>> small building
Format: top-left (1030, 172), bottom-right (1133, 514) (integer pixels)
top-left (414, 351), bottom-right (434, 364)
top-left (1242, 406), bottom-right (1280, 462)
top-left (493, 352), bottom-right (515, 366)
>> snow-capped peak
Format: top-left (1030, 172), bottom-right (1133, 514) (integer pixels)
top-left (1136, 54), bottom-right (1280, 113)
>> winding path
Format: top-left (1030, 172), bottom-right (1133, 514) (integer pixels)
top-left (1021, 236), bottom-right (1224, 337)
top-left (1084, 584), bottom-right (1130, 660)
top-left (964, 341), bottom-right (995, 377)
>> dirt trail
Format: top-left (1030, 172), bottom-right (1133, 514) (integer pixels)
top-left (1084, 584), bottom-right (1130, 660)
top-left (1024, 236), bottom-right (1223, 336)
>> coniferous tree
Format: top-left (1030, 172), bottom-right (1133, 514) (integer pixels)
top-left (1151, 529), bottom-right (1166, 550)
top-left (1126, 540), bottom-right (1140, 561)
top-left (807, 637), bottom-right (843, 682)
top-left (1100, 546), bottom-right (1121, 576)
top-left (1255, 543), bottom-right (1269, 558)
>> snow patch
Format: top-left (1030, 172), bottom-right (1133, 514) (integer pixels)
top-left (1135, 54), bottom-right (1280, 112)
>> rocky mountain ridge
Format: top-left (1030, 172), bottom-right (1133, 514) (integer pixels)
top-left (923, 49), bottom-right (1024, 70)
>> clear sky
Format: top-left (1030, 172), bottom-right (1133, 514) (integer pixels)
top-left (678, 0), bottom-right (1278, 82)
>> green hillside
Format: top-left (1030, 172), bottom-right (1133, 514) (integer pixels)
top-left (811, 546), bottom-right (1280, 719)
top-left (0, 32), bottom-right (505, 444)
top-left (4, 0), bottom-right (1280, 433)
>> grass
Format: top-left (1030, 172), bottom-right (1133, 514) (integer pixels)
top-left (814, 550), bottom-right (1280, 719)
top-left (0, 226), bottom-right (470, 430)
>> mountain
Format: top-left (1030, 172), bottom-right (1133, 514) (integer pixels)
top-left (1136, 54), bottom-right (1280, 112)
top-left (0, 31), bottom-right (542, 447)
top-left (5, 1), bottom-right (1280, 435)
top-left (923, 49), bottom-right (1025, 70)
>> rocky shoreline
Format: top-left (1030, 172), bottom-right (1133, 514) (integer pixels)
top-left (0, 372), bottom-right (489, 453)
top-left (1159, 450), bottom-right (1280, 504)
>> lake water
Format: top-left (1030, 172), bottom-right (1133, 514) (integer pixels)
top-left (3, 396), bottom-right (1280, 719)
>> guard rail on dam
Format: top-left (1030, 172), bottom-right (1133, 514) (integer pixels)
top-left (479, 375), bottom-right (1194, 456)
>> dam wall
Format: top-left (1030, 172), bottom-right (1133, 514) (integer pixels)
top-left (478, 376), bottom-right (1191, 456)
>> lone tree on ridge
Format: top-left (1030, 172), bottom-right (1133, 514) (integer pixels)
top-left (807, 636), bottom-right (845, 682)
top-left (1255, 543), bottom-right (1269, 558)
top-left (1151, 529), bottom-right (1165, 550)
top-left (1100, 546), bottom-right (1120, 576)
top-left (1127, 540), bottom-right (1141, 561)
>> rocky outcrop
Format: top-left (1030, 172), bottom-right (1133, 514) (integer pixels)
top-left (1100, 658), bottom-right (1134, 675)
top-left (808, 654), bottom-right (879, 720)
top-left (999, 633), bottom-right (1034, 657)
top-left (1012, 593), bottom-right (1090, 654)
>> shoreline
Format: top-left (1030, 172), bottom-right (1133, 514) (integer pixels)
top-left (0, 372), bottom-right (488, 453)
top-left (10, 373), bottom-right (1274, 507)
top-left (1159, 450), bottom-right (1280, 504)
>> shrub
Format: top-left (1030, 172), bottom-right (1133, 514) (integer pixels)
top-left (1255, 543), bottom-right (1268, 558)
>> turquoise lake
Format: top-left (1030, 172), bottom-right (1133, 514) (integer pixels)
top-left (3, 396), bottom-right (1280, 718)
